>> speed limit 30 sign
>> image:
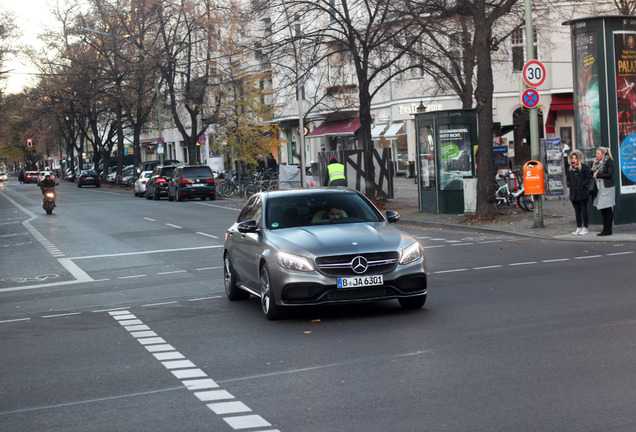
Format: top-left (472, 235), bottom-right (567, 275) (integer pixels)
top-left (522, 60), bottom-right (546, 87)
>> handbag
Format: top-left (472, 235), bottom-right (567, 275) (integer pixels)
top-left (588, 179), bottom-right (598, 198)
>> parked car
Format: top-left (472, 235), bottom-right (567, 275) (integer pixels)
top-left (116, 165), bottom-right (136, 186)
top-left (77, 170), bottom-right (101, 188)
top-left (25, 171), bottom-right (39, 184)
top-left (105, 166), bottom-right (117, 183)
top-left (138, 159), bottom-right (181, 175)
top-left (133, 171), bottom-right (153, 197)
top-left (66, 167), bottom-right (79, 182)
top-left (0, 172), bottom-right (8, 182)
top-left (167, 165), bottom-right (216, 201)
top-left (145, 165), bottom-right (177, 200)
top-left (222, 188), bottom-right (427, 319)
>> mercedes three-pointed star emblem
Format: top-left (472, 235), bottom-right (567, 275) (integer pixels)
top-left (350, 256), bottom-right (368, 274)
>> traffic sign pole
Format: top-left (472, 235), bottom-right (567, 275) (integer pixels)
top-left (523, 0), bottom-right (543, 227)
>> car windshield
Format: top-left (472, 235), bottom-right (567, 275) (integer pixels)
top-left (266, 192), bottom-right (382, 230)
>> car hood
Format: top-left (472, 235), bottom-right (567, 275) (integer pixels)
top-left (266, 222), bottom-right (408, 257)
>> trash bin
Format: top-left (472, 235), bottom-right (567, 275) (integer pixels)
top-left (463, 177), bottom-right (477, 215)
top-left (523, 160), bottom-right (545, 195)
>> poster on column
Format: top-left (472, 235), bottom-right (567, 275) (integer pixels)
top-left (573, 31), bottom-right (601, 153)
top-left (614, 31), bottom-right (636, 194)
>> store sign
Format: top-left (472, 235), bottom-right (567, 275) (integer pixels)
top-left (399, 103), bottom-right (443, 114)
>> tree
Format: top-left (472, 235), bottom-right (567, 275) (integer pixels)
top-left (256, 0), bottom-right (431, 199)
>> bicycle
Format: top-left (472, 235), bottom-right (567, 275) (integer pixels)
top-left (494, 169), bottom-right (533, 211)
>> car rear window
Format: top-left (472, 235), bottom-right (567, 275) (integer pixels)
top-left (160, 167), bottom-right (176, 176)
top-left (182, 167), bottom-right (213, 178)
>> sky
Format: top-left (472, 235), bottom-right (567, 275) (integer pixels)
top-left (2, 0), bottom-right (56, 94)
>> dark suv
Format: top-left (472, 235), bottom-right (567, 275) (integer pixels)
top-left (145, 165), bottom-right (177, 200)
top-left (168, 165), bottom-right (216, 201)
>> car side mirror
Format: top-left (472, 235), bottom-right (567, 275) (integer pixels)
top-left (237, 220), bottom-right (259, 233)
top-left (385, 210), bottom-right (400, 223)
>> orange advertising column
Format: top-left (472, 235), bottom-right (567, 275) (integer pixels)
top-left (523, 161), bottom-right (545, 195)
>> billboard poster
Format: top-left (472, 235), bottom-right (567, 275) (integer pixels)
top-left (437, 125), bottom-right (472, 190)
top-left (614, 31), bottom-right (636, 194)
top-left (573, 31), bottom-right (601, 156)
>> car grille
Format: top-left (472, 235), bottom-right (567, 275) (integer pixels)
top-left (315, 252), bottom-right (398, 277)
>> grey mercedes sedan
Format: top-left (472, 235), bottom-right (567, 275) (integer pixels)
top-left (223, 188), bottom-right (427, 319)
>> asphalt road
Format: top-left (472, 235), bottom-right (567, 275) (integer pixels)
top-left (2, 179), bottom-right (636, 432)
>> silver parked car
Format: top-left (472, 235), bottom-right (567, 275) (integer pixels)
top-left (223, 188), bottom-right (427, 319)
top-left (134, 171), bottom-right (153, 197)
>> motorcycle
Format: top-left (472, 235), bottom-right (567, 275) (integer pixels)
top-left (42, 188), bottom-right (56, 214)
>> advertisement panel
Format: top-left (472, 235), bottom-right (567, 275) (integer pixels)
top-left (573, 30), bottom-right (602, 155)
top-left (614, 31), bottom-right (636, 194)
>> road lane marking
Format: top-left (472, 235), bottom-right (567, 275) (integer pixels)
top-left (508, 262), bottom-right (537, 266)
top-left (142, 301), bottom-right (178, 307)
top-left (158, 270), bottom-right (188, 275)
top-left (42, 312), bottom-right (81, 318)
top-left (109, 310), bottom-right (277, 431)
top-left (542, 258), bottom-right (570, 263)
top-left (118, 275), bottom-right (147, 279)
top-left (574, 255), bottom-right (602, 259)
top-left (433, 269), bottom-right (468, 274)
top-left (607, 251), bottom-right (634, 256)
top-left (166, 223), bottom-right (182, 229)
top-left (473, 265), bottom-right (503, 270)
top-left (69, 245), bottom-right (222, 260)
top-left (143, 217), bottom-right (157, 221)
top-left (0, 318), bottom-right (31, 324)
top-left (197, 232), bottom-right (219, 239)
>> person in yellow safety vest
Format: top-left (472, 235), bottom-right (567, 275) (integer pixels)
top-left (327, 156), bottom-right (347, 186)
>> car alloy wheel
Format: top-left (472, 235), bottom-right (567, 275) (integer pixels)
top-left (260, 264), bottom-right (282, 320)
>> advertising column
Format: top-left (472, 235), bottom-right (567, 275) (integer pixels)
top-left (614, 31), bottom-right (636, 194)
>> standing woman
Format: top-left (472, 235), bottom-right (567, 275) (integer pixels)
top-left (591, 147), bottom-right (616, 236)
top-left (566, 150), bottom-right (592, 235)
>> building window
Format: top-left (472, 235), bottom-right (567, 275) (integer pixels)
top-left (511, 27), bottom-right (538, 72)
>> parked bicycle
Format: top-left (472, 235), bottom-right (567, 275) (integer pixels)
top-left (494, 169), bottom-right (533, 211)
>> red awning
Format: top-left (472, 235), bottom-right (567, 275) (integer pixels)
top-left (306, 118), bottom-right (361, 137)
top-left (550, 94), bottom-right (573, 111)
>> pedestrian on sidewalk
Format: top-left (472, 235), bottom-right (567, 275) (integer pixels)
top-left (326, 156), bottom-right (347, 187)
top-left (566, 149), bottom-right (592, 235)
top-left (591, 146), bottom-right (616, 236)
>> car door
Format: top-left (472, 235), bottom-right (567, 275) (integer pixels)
top-left (229, 196), bottom-right (263, 288)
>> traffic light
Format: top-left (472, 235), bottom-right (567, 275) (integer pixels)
top-left (27, 138), bottom-right (32, 147)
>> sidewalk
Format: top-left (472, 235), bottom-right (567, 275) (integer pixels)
top-left (384, 176), bottom-right (636, 242)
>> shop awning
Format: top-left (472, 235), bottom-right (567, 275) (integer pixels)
top-left (306, 118), bottom-right (361, 138)
top-left (371, 123), bottom-right (388, 139)
top-left (546, 94), bottom-right (573, 134)
top-left (383, 122), bottom-right (405, 139)
top-left (550, 94), bottom-right (573, 111)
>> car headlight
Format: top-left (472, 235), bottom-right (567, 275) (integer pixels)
top-left (399, 242), bottom-right (422, 265)
top-left (277, 252), bottom-right (314, 272)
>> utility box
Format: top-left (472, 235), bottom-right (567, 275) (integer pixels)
top-left (523, 161), bottom-right (545, 195)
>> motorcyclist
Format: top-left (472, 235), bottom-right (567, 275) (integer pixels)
top-left (40, 173), bottom-right (56, 194)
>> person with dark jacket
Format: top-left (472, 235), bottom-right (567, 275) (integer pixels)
top-left (40, 173), bottom-right (56, 192)
top-left (591, 146), bottom-right (616, 236)
top-left (566, 149), bottom-right (592, 235)
top-left (326, 156), bottom-right (347, 187)
top-left (18, 169), bottom-right (25, 184)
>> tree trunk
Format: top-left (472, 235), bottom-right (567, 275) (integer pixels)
top-left (473, 22), bottom-right (496, 218)
top-left (358, 81), bottom-right (377, 198)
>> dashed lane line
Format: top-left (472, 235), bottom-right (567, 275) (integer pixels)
top-left (109, 310), bottom-right (280, 432)
top-left (431, 251), bottom-right (634, 274)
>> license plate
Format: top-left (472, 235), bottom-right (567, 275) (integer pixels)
top-left (337, 275), bottom-right (383, 289)
top-left (191, 184), bottom-right (205, 187)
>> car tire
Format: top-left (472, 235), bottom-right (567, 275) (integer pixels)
top-left (77, 183), bottom-right (81, 188)
top-left (260, 264), bottom-right (283, 320)
top-left (177, 190), bottom-right (184, 201)
top-left (200, 197), bottom-right (206, 201)
top-left (153, 189), bottom-right (160, 200)
top-left (398, 294), bottom-right (427, 310)
top-left (224, 254), bottom-right (249, 301)
top-left (96, 184), bottom-right (100, 188)
top-left (134, 190), bottom-right (139, 197)
top-left (168, 192), bottom-right (174, 201)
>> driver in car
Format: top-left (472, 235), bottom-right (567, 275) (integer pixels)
top-left (312, 207), bottom-right (347, 222)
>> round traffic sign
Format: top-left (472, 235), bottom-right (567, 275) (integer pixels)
top-left (198, 135), bottom-right (207, 145)
top-left (522, 60), bottom-right (546, 87)
top-left (522, 88), bottom-right (540, 109)
top-left (157, 137), bottom-right (164, 144)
